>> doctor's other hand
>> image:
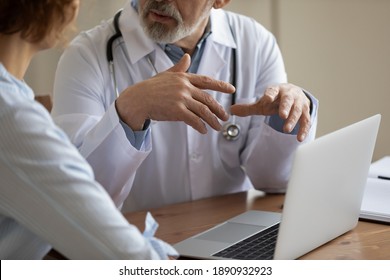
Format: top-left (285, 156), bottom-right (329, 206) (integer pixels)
top-left (115, 54), bottom-right (235, 134)
top-left (230, 83), bottom-right (311, 142)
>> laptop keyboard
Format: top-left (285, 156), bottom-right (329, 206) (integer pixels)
top-left (212, 223), bottom-right (280, 260)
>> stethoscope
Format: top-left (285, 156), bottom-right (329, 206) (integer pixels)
top-left (106, 10), bottom-right (241, 141)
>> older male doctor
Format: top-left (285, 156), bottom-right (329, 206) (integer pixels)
top-left (52, 0), bottom-right (318, 212)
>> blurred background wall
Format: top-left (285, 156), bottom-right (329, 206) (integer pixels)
top-left (25, 0), bottom-right (389, 160)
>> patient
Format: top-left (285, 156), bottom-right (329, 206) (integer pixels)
top-left (0, 0), bottom-right (176, 259)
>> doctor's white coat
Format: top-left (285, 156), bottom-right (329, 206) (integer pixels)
top-left (52, 3), bottom-right (318, 212)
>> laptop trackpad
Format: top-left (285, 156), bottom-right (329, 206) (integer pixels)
top-left (195, 222), bottom-right (265, 243)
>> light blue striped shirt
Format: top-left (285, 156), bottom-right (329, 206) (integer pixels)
top-left (0, 64), bottom-right (177, 259)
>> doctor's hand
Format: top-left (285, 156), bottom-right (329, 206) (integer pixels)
top-left (230, 83), bottom-right (311, 142)
top-left (115, 54), bottom-right (235, 134)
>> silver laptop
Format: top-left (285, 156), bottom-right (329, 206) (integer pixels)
top-left (174, 114), bottom-right (381, 260)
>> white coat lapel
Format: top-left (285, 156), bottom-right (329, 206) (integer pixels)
top-left (119, 3), bottom-right (173, 74)
top-left (197, 9), bottom-right (237, 77)
top-left (197, 39), bottom-right (226, 77)
top-left (119, 3), bottom-right (155, 65)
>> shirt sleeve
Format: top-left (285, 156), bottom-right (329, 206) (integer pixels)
top-left (120, 119), bottom-right (151, 150)
top-left (0, 99), bottom-right (174, 259)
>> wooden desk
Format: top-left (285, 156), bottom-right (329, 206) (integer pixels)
top-left (124, 190), bottom-right (390, 260)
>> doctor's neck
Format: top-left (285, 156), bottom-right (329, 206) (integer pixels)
top-left (172, 16), bottom-right (210, 56)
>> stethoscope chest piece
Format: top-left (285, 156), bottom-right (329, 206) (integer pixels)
top-left (222, 122), bottom-right (241, 141)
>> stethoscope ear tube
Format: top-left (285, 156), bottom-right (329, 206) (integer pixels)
top-left (107, 10), bottom-right (123, 98)
top-left (106, 10), bottom-right (123, 62)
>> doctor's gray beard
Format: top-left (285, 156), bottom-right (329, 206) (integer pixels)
top-left (139, 0), bottom-right (205, 44)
